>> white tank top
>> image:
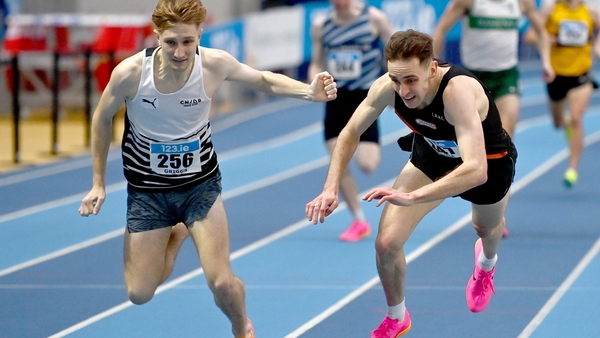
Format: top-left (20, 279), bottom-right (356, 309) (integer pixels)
top-left (460, 0), bottom-right (521, 71)
top-left (122, 47), bottom-right (218, 190)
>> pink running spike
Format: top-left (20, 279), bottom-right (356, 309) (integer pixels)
top-left (371, 310), bottom-right (412, 338)
top-left (466, 238), bottom-right (496, 312)
top-left (339, 220), bottom-right (371, 242)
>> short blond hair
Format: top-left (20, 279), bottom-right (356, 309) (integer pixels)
top-left (152, 0), bottom-right (207, 33)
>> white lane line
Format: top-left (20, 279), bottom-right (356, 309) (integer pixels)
top-left (210, 98), bottom-right (312, 133)
top-left (217, 122), bottom-right (322, 161)
top-left (0, 151), bottom-right (121, 188)
top-left (512, 129), bottom-right (600, 194)
top-left (0, 181), bottom-right (126, 226)
top-left (284, 129), bottom-right (600, 338)
top-left (518, 236), bottom-right (600, 338)
top-left (0, 182), bottom-right (127, 278)
top-left (0, 229), bottom-right (124, 278)
top-left (223, 157), bottom-right (329, 199)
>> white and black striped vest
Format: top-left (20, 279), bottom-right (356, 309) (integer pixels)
top-left (122, 47), bottom-right (218, 190)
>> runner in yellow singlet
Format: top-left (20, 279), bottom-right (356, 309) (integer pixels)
top-left (540, 0), bottom-right (600, 187)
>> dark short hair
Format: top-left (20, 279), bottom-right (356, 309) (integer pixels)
top-left (384, 29), bottom-right (434, 67)
top-left (152, 0), bottom-right (207, 33)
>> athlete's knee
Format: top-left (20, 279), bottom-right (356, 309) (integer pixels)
top-left (123, 265), bottom-right (162, 304)
top-left (357, 158), bottom-right (379, 174)
top-left (570, 114), bottom-right (583, 127)
top-left (550, 108), bottom-right (564, 128)
top-left (472, 219), bottom-right (503, 238)
top-left (356, 144), bottom-right (380, 173)
top-left (207, 273), bottom-right (239, 299)
top-left (126, 285), bottom-right (156, 305)
top-left (375, 231), bottom-right (403, 260)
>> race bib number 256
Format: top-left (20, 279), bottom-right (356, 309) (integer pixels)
top-left (150, 139), bottom-right (202, 175)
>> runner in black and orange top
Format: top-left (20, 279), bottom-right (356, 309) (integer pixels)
top-left (306, 30), bottom-right (516, 337)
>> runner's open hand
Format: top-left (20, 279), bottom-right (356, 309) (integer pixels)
top-left (306, 189), bottom-right (339, 224)
top-left (363, 186), bottom-right (416, 207)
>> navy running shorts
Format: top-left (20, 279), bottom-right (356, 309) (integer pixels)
top-left (126, 170), bottom-right (222, 233)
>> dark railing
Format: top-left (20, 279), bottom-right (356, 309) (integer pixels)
top-left (10, 55), bottom-right (20, 164)
top-left (5, 48), bottom-right (115, 163)
top-left (83, 48), bottom-right (92, 148)
top-left (51, 51), bottom-right (60, 155)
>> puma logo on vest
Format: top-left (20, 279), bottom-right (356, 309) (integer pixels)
top-left (143, 98), bottom-right (157, 108)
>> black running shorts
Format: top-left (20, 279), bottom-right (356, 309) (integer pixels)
top-left (409, 134), bottom-right (517, 205)
top-left (324, 89), bottom-right (379, 143)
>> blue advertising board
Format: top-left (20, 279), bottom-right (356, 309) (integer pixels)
top-left (200, 18), bottom-right (244, 63)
